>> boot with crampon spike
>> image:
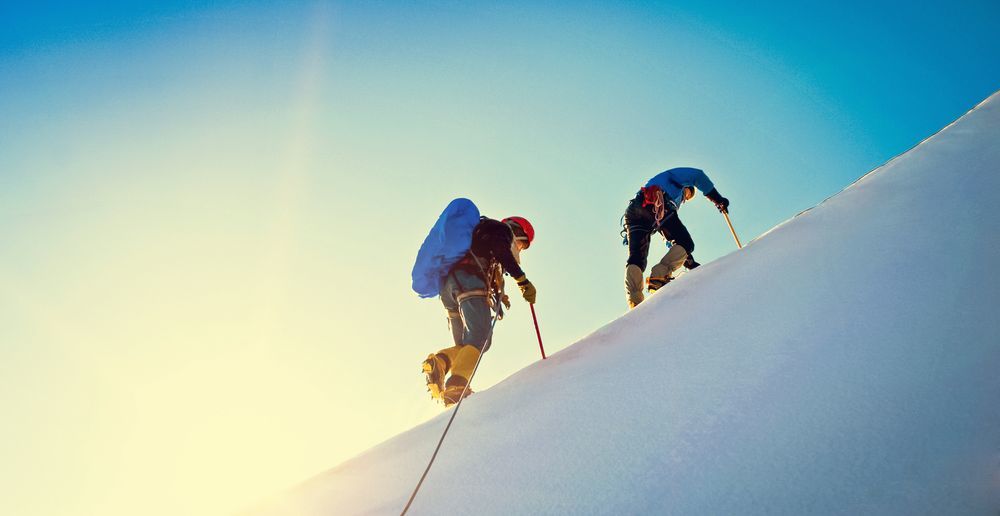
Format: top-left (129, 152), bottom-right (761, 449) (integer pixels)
top-left (441, 376), bottom-right (474, 407)
top-left (421, 353), bottom-right (450, 400)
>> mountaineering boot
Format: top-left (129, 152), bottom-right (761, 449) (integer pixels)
top-left (424, 345), bottom-right (464, 400)
top-left (441, 344), bottom-right (481, 406)
top-left (625, 264), bottom-right (645, 309)
top-left (435, 345), bottom-right (463, 368)
top-left (449, 345), bottom-right (481, 379)
top-left (647, 276), bottom-right (672, 293)
top-left (442, 376), bottom-right (475, 407)
top-left (649, 244), bottom-right (687, 290)
top-left (422, 352), bottom-right (450, 400)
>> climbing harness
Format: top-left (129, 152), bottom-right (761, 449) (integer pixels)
top-left (621, 186), bottom-right (669, 246)
top-left (641, 185), bottom-right (667, 227)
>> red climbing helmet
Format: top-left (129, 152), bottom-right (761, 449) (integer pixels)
top-left (502, 216), bottom-right (534, 248)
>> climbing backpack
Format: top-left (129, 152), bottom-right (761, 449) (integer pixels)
top-left (411, 198), bottom-right (481, 298)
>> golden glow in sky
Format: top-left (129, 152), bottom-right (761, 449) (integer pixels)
top-left (5, 1), bottom-right (995, 515)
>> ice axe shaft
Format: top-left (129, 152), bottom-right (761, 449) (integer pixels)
top-left (723, 211), bottom-right (743, 249)
top-left (530, 304), bottom-right (546, 359)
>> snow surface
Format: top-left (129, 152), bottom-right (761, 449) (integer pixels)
top-left (250, 92), bottom-right (1000, 515)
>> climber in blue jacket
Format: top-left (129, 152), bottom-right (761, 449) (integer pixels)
top-left (623, 167), bottom-right (730, 308)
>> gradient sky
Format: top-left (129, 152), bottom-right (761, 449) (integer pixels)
top-left (2, 2), bottom-right (998, 515)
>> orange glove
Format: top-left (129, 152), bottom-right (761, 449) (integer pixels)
top-left (514, 275), bottom-right (536, 304)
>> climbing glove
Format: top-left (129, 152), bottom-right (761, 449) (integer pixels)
top-left (514, 275), bottom-right (536, 304)
top-left (684, 254), bottom-right (700, 269)
top-left (705, 188), bottom-right (730, 213)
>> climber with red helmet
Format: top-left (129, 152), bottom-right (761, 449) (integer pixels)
top-left (422, 215), bottom-right (536, 406)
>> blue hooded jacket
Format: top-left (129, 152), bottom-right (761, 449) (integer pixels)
top-left (645, 167), bottom-right (715, 211)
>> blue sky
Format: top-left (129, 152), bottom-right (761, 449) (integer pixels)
top-left (1, 2), bottom-right (998, 515)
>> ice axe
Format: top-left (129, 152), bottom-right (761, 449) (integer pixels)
top-left (722, 210), bottom-right (743, 249)
top-left (530, 304), bottom-right (546, 359)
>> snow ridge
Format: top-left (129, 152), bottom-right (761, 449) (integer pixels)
top-left (251, 91), bottom-right (1000, 515)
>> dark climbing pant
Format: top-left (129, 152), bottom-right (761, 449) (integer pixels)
top-left (439, 269), bottom-right (493, 352)
top-left (624, 192), bottom-right (694, 271)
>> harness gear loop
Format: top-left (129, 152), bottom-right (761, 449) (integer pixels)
top-left (641, 185), bottom-right (667, 227)
top-left (468, 253), bottom-right (505, 319)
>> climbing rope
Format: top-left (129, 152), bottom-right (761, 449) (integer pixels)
top-left (400, 261), bottom-right (504, 515)
top-left (641, 185), bottom-right (667, 226)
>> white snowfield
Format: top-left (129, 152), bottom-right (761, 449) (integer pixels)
top-left (251, 92), bottom-right (1000, 515)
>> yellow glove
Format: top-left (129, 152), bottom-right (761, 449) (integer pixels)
top-left (515, 275), bottom-right (536, 304)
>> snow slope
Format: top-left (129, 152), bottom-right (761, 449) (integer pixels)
top-left (251, 92), bottom-right (1000, 515)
